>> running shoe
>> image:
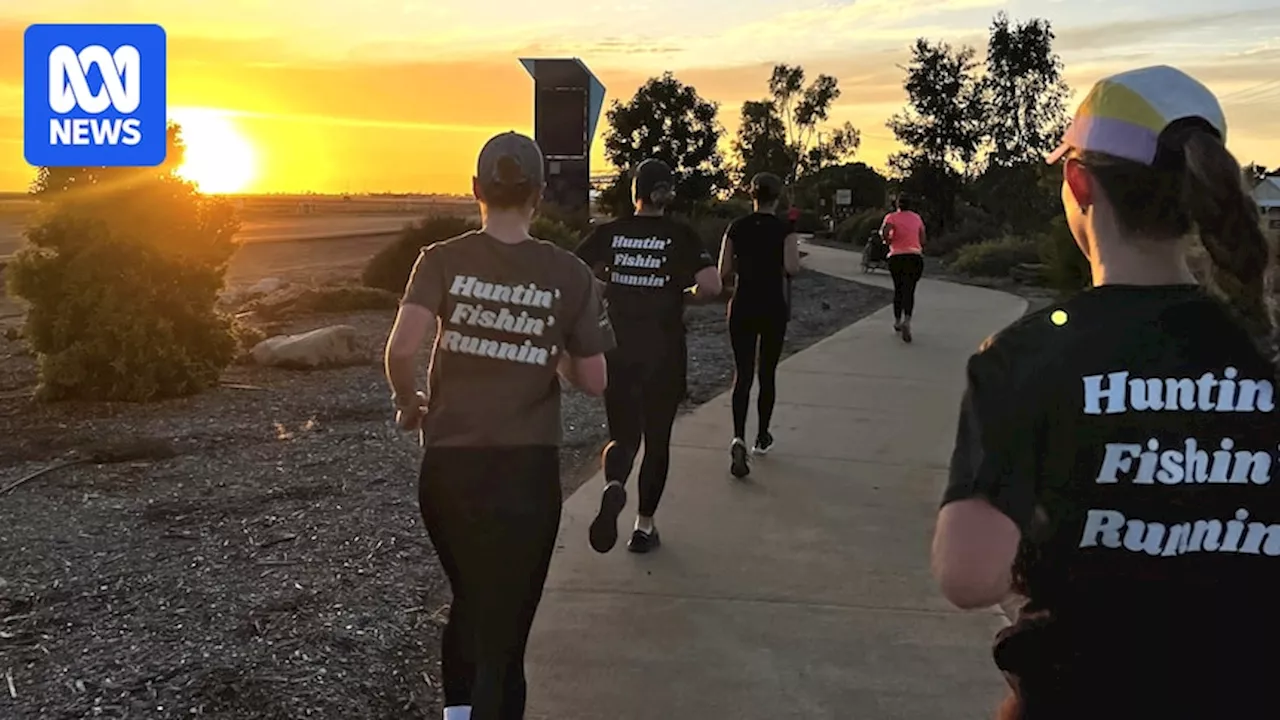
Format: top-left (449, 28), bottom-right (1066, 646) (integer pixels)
top-left (752, 431), bottom-right (774, 455)
top-left (901, 322), bottom-right (913, 344)
top-left (893, 319), bottom-right (903, 332)
top-left (730, 438), bottom-right (750, 478)
top-left (627, 527), bottom-right (661, 554)
top-left (589, 481), bottom-right (627, 553)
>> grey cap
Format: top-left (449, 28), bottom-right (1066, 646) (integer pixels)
top-left (750, 172), bottom-right (783, 199)
top-left (476, 131), bottom-right (545, 192)
top-left (633, 158), bottom-right (675, 202)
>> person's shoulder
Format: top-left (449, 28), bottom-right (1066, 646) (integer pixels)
top-left (420, 230), bottom-right (481, 258)
top-left (536, 240), bottom-right (596, 279)
top-left (969, 304), bottom-right (1066, 380)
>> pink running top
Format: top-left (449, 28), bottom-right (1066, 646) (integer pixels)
top-left (881, 210), bottom-right (924, 256)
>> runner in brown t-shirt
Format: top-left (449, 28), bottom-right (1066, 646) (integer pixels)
top-left (383, 132), bottom-right (615, 720)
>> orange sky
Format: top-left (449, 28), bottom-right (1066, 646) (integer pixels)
top-left (2, 2), bottom-right (1278, 195)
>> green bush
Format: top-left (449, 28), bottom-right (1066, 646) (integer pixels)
top-left (795, 210), bottom-right (824, 234)
top-left (1038, 216), bottom-right (1090, 294)
top-left (8, 159), bottom-right (241, 401)
top-left (691, 215), bottom-right (731, 256)
top-left (530, 215), bottom-right (581, 251)
top-left (947, 236), bottom-right (1042, 278)
top-left (836, 208), bottom-right (885, 247)
top-left (361, 215), bottom-right (479, 294)
top-left (928, 203), bottom-right (1002, 258)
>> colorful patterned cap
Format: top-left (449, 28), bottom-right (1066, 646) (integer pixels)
top-left (1046, 65), bottom-right (1226, 165)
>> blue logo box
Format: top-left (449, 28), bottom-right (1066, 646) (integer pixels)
top-left (24, 23), bottom-right (167, 167)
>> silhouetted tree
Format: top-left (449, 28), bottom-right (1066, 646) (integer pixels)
top-left (793, 162), bottom-right (888, 216)
top-left (730, 100), bottom-right (790, 190)
top-left (732, 64), bottom-right (860, 189)
top-left (599, 73), bottom-right (726, 216)
top-left (982, 13), bottom-right (1070, 168)
top-left (972, 13), bottom-right (1071, 234)
top-left (887, 39), bottom-right (986, 231)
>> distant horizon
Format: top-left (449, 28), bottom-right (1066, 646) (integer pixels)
top-left (3, 1), bottom-right (1278, 195)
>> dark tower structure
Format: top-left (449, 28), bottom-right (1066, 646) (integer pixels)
top-left (518, 58), bottom-right (606, 221)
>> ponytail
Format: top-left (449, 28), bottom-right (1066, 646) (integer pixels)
top-left (1180, 129), bottom-right (1276, 345)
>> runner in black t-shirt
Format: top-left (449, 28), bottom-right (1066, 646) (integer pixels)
top-left (931, 66), bottom-right (1279, 719)
top-left (385, 132), bottom-right (614, 720)
top-left (719, 172), bottom-right (801, 477)
top-left (576, 159), bottom-right (722, 553)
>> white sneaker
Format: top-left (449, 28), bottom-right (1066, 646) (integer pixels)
top-left (730, 438), bottom-right (750, 478)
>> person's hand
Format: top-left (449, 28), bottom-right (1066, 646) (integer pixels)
top-left (394, 391), bottom-right (429, 431)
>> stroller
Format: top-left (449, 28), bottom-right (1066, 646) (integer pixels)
top-left (862, 232), bottom-right (889, 273)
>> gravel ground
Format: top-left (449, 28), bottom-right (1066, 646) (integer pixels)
top-left (0, 267), bottom-right (889, 720)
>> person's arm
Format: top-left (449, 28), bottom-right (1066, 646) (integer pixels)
top-left (385, 247), bottom-right (444, 414)
top-left (385, 304), bottom-right (436, 406)
top-left (918, 218), bottom-right (927, 249)
top-left (932, 346), bottom-right (1037, 610)
top-left (717, 227), bottom-right (735, 290)
top-left (683, 225), bottom-right (722, 300)
top-left (784, 232), bottom-right (801, 276)
top-left (560, 259), bottom-right (615, 396)
top-left (879, 214), bottom-right (893, 242)
top-left (575, 227), bottom-right (609, 280)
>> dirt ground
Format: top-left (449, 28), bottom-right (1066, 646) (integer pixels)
top-left (0, 238), bottom-right (890, 719)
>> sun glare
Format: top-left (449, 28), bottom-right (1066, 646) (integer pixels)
top-left (170, 108), bottom-right (259, 194)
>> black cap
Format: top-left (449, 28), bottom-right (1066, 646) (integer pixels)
top-left (476, 131), bottom-right (545, 194)
top-left (750, 172), bottom-right (783, 201)
top-left (633, 158), bottom-right (675, 203)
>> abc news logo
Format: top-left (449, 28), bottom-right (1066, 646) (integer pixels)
top-left (48, 44), bottom-right (143, 147)
top-left (24, 24), bottom-right (167, 167)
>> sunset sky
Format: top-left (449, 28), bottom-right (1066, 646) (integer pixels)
top-left (1, 0), bottom-right (1277, 195)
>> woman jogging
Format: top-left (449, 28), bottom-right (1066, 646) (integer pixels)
top-left (931, 66), bottom-right (1278, 719)
top-left (879, 195), bottom-right (926, 342)
top-left (385, 131), bottom-right (614, 720)
top-left (576, 158), bottom-right (722, 554)
top-left (719, 172), bottom-right (801, 478)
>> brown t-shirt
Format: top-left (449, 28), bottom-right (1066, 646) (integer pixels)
top-left (402, 231), bottom-right (615, 447)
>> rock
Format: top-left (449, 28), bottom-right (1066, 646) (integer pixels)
top-left (248, 278), bottom-right (285, 296)
top-left (250, 325), bottom-right (367, 369)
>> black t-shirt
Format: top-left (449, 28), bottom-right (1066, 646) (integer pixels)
top-left (726, 212), bottom-right (789, 317)
top-left (943, 285), bottom-right (1280, 711)
top-left (575, 215), bottom-right (714, 365)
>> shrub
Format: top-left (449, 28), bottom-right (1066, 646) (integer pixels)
top-left (8, 137), bottom-right (241, 402)
top-left (928, 203), bottom-right (1002, 258)
top-left (361, 215), bottom-right (478, 294)
top-left (795, 210), bottom-right (824, 234)
top-left (947, 236), bottom-right (1042, 278)
top-left (704, 198), bottom-right (753, 220)
top-left (691, 215), bottom-right (731, 256)
top-left (530, 215), bottom-right (581, 252)
top-left (1038, 216), bottom-right (1090, 295)
top-left (248, 285), bottom-right (401, 320)
top-left (836, 208), bottom-right (884, 247)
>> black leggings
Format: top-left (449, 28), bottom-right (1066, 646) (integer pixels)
top-left (603, 355), bottom-right (683, 518)
top-left (888, 253), bottom-right (925, 320)
top-left (419, 446), bottom-right (562, 720)
top-left (728, 310), bottom-right (787, 440)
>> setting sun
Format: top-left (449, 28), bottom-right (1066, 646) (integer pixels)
top-left (170, 108), bottom-right (258, 194)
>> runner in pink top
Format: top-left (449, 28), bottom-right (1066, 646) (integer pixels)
top-left (879, 195), bottom-right (927, 342)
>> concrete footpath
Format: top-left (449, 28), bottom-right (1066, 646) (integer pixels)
top-left (525, 243), bottom-right (1028, 720)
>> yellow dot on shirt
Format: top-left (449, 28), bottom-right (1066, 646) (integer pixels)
top-left (1050, 309), bottom-right (1068, 326)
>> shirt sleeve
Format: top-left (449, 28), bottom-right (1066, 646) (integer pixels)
top-left (575, 226), bottom-right (608, 269)
top-left (563, 257), bottom-right (615, 358)
top-left (401, 245), bottom-right (446, 313)
top-left (674, 223), bottom-right (716, 287)
top-left (942, 343), bottom-right (1039, 532)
